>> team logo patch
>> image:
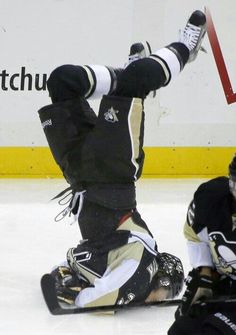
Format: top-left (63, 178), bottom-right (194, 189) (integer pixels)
top-left (209, 231), bottom-right (236, 278)
top-left (104, 107), bottom-right (119, 123)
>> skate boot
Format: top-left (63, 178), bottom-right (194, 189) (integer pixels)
top-left (179, 10), bottom-right (207, 62)
top-left (128, 41), bottom-right (152, 64)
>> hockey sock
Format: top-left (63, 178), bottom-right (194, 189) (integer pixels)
top-left (47, 64), bottom-right (122, 103)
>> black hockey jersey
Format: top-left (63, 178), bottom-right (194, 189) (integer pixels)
top-left (66, 210), bottom-right (159, 308)
top-left (184, 177), bottom-right (236, 279)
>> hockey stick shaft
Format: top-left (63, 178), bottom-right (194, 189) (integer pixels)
top-left (41, 274), bottom-right (181, 315)
top-left (54, 297), bottom-right (236, 315)
top-left (41, 274), bottom-right (236, 315)
top-left (62, 299), bottom-right (182, 315)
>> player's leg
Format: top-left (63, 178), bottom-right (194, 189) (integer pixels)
top-left (38, 97), bottom-right (97, 187)
top-left (78, 199), bottom-right (132, 239)
top-left (114, 10), bottom-right (206, 99)
top-left (75, 9), bottom-right (207, 242)
top-left (39, 9), bottom-right (206, 186)
top-left (73, 94), bottom-right (143, 237)
top-left (79, 9), bottom-right (207, 188)
top-left (38, 43), bottom-right (150, 187)
top-left (39, 95), bottom-right (143, 207)
top-left (80, 10), bottom-right (207, 209)
top-left (46, 41), bottom-right (152, 103)
top-left (81, 95), bottom-right (144, 183)
top-left (39, 62), bottom-right (120, 187)
top-left (47, 64), bottom-right (122, 103)
top-left (76, 8), bottom-right (207, 232)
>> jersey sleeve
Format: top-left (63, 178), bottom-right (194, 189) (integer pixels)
top-left (184, 200), bottom-right (214, 269)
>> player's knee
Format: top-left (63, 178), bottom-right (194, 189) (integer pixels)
top-left (115, 60), bottom-right (148, 98)
top-left (115, 58), bottom-right (167, 98)
top-left (47, 65), bottom-right (89, 103)
top-left (47, 65), bottom-right (68, 88)
top-left (47, 65), bottom-right (74, 102)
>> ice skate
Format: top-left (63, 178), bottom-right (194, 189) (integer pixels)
top-left (179, 10), bottom-right (207, 62)
top-left (128, 41), bottom-right (152, 63)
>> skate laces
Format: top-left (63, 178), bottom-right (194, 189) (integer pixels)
top-left (126, 41), bottom-right (152, 66)
top-left (180, 23), bottom-right (201, 51)
top-left (52, 188), bottom-right (86, 224)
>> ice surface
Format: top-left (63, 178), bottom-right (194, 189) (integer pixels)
top-left (0, 178), bottom-right (207, 335)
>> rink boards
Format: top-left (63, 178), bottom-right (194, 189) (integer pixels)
top-left (0, 146), bottom-right (235, 178)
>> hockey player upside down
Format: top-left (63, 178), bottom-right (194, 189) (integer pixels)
top-left (38, 10), bottom-right (206, 308)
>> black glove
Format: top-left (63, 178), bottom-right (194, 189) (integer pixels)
top-left (175, 268), bottom-right (213, 319)
top-left (51, 266), bottom-right (77, 287)
top-left (51, 266), bottom-right (90, 305)
top-left (56, 285), bottom-right (82, 305)
top-left (56, 278), bottom-right (90, 305)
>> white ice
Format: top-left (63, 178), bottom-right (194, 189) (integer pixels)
top-left (0, 178), bottom-right (207, 335)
